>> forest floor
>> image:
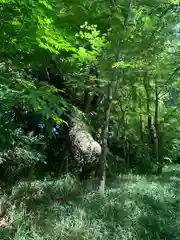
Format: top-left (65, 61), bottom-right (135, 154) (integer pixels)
top-left (0, 165), bottom-right (180, 240)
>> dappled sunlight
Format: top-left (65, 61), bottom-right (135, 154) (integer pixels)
top-left (0, 165), bottom-right (180, 239)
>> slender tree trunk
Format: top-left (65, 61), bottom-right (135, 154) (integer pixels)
top-left (154, 80), bottom-right (158, 130)
top-left (143, 72), bottom-right (152, 146)
top-left (99, 0), bottom-right (133, 196)
top-left (139, 95), bottom-right (144, 141)
top-left (139, 113), bottom-right (143, 141)
top-left (99, 82), bottom-right (113, 196)
top-left (158, 126), bottom-right (164, 173)
top-left (144, 76), bottom-right (161, 172)
top-left (143, 72), bottom-right (159, 168)
top-left (154, 79), bottom-right (162, 173)
top-left (154, 79), bottom-right (159, 161)
top-left (84, 89), bottom-right (94, 114)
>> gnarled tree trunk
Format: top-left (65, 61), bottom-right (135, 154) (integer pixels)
top-left (68, 116), bottom-right (101, 175)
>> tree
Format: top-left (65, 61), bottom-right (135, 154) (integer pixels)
top-left (98, 0), bottom-right (133, 196)
top-left (0, 0), bottom-right (179, 186)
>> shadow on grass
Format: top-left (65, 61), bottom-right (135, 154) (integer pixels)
top-left (134, 195), bottom-right (179, 239)
top-left (158, 171), bottom-right (180, 184)
top-left (81, 190), bottom-right (180, 239)
top-left (9, 176), bottom-right (83, 220)
top-left (2, 165), bottom-right (180, 239)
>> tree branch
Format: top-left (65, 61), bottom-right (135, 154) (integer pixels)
top-left (158, 66), bottom-right (180, 98)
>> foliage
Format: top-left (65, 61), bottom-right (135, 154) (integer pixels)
top-left (0, 0), bottom-right (179, 237)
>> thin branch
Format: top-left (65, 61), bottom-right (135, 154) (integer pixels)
top-left (160, 107), bottom-right (179, 124)
top-left (149, 4), bottom-right (178, 40)
top-left (158, 66), bottom-right (180, 98)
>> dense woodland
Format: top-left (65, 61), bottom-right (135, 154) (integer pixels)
top-left (0, 0), bottom-right (179, 239)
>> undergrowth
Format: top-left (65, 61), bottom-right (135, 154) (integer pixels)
top-left (0, 165), bottom-right (180, 239)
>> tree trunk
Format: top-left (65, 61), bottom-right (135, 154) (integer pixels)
top-left (84, 89), bottom-right (94, 114)
top-left (154, 79), bottom-right (162, 173)
top-left (99, 76), bottom-right (114, 196)
top-left (98, 0), bottom-right (133, 196)
top-left (143, 72), bottom-right (152, 149)
top-left (139, 113), bottom-right (143, 141)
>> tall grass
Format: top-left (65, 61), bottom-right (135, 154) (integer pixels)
top-left (0, 166), bottom-right (180, 239)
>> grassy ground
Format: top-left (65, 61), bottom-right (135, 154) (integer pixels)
top-left (0, 165), bottom-right (180, 239)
